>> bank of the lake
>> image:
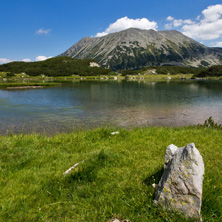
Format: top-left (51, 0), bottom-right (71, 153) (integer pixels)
top-left (0, 82), bottom-right (61, 89)
top-left (0, 127), bottom-right (221, 221)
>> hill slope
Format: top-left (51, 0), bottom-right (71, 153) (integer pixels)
top-left (0, 57), bottom-right (112, 76)
top-left (60, 28), bottom-right (222, 70)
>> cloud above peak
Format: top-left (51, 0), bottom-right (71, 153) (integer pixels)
top-left (165, 4), bottom-right (222, 41)
top-left (96, 16), bottom-right (158, 37)
top-left (166, 16), bottom-right (174, 21)
top-left (35, 28), bottom-right (51, 35)
top-left (202, 4), bottom-right (222, 22)
top-left (182, 4), bottom-right (222, 40)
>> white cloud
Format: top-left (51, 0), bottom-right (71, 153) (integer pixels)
top-left (165, 4), bottom-right (222, 41)
top-left (202, 4), bottom-right (222, 22)
top-left (165, 18), bottom-right (194, 29)
top-left (96, 16), bottom-right (158, 37)
top-left (211, 41), bottom-right (222, 47)
top-left (196, 15), bottom-right (201, 21)
top-left (182, 4), bottom-right (222, 40)
top-left (35, 28), bottom-right (51, 35)
top-left (35, 56), bottom-right (52, 61)
top-left (182, 20), bottom-right (222, 40)
top-left (183, 19), bottom-right (194, 25)
top-left (173, 19), bottom-right (183, 27)
top-left (96, 32), bottom-right (108, 38)
top-left (164, 23), bottom-right (172, 30)
top-left (0, 57), bottom-right (52, 64)
top-left (0, 58), bottom-right (31, 64)
top-left (22, 58), bottom-right (31, 62)
top-left (166, 16), bottom-right (174, 21)
top-left (0, 58), bottom-right (12, 64)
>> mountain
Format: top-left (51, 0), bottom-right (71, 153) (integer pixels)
top-left (59, 28), bottom-right (222, 70)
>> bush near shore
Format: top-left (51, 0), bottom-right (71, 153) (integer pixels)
top-left (0, 127), bottom-right (221, 221)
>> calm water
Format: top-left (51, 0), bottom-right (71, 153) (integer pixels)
top-left (0, 80), bottom-right (222, 134)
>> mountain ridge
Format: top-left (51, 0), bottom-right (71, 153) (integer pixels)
top-left (59, 28), bottom-right (222, 70)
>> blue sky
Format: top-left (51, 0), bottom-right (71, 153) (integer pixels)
top-left (1, 0), bottom-right (222, 64)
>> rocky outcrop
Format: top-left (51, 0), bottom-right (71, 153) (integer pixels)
top-left (59, 28), bottom-right (222, 70)
top-left (154, 143), bottom-right (204, 220)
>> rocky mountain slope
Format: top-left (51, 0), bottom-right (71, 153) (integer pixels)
top-left (60, 28), bottom-right (222, 70)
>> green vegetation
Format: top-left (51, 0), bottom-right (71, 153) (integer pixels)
top-left (0, 72), bottom-right (121, 82)
top-left (118, 66), bottom-right (205, 76)
top-left (0, 127), bottom-right (221, 221)
top-left (0, 57), bottom-right (113, 77)
top-left (153, 66), bottom-right (205, 75)
top-left (194, 65), bottom-right (222, 78)
top-left (197, 116), bottom-right (222, 129)
top-left (1, 57), bottom-right (221, 81)
top-left (125, 74), bottom-right (194, 80)
top-left (0, 82), bottom-right (60, 88)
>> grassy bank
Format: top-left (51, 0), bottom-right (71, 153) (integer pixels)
top-left (125, 74), bottom-right (194, 80)
top-left (0, 127), bottom-right (221, 221)
top-left (1, 71), bottom-right (222, 82)
top-left (0, 82), bottom-right (61, 88)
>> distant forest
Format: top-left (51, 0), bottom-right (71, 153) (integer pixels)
top-left (118, 66), bottom-right (206, 76)
top-left (1, 56), bottom-right (221, 77)
top-left (0, 57), bottom-right (113, 76)
top-left (193, 65), bottom-right (222, 77)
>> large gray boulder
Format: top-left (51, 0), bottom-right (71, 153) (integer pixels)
top-left (154, 143), bottom-right (204, 220)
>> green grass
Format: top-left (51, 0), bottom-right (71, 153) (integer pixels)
top-left (142, 74), bottom-right (194, 79)
top-left (125, 74), bottom-right (194, 80)
top-left (0, 82), bottom-right (61, 88)
top-left (0, 74), bottom-right (122, 82)
top-left (0, 127), bottom-right (222, 221)
top-left (0, 71), bottom-right (8, 77)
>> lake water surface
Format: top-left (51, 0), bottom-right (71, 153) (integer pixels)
top-left (0, 80), bottom-right (222, 134)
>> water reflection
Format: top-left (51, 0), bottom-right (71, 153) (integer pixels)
top-left (0, 80), bottom-right (222, 134)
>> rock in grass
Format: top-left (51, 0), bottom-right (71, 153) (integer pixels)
top-left (154, 143), bottom-right (204, 220)
top-left (109, 219), bottom-right (129, 222)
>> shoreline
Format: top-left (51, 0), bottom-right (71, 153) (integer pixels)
top-left (7, 86), bottom-right (44, 89)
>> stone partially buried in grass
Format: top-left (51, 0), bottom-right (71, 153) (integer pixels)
top-left (154, 143), bottom-right (204, 220)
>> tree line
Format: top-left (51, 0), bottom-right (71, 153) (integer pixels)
top-left (193, 65), bottom-right (222, 77)
top-left (0, 57), bottom-right (113, 76)
top-left (118, 66), bottom-right (205, 76)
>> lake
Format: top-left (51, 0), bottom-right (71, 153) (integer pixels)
top-left (0, 80), bottom-right (222, 134)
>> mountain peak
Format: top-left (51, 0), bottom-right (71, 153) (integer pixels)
top-left (60, 28), bottom-right (222, 69)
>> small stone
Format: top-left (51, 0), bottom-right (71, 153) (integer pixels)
top-left (154, 143), bottom-right (204, 220)
top-left (111, 131), bottom-right (119, 135)
top-left (109, 219), bottom-right (129, 222)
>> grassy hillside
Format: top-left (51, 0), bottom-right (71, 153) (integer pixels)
top-left (0, 57), bottom-right (113, 77)
top-left (119, 66), bottom-right (205, 76)
top-left (0, 127), bottom-right (221, 221)
top-left (194, 65), bottom-right (222, 78)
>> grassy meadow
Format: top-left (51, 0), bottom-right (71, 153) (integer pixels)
top-left (0, 127), bottom-right (221, 221)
